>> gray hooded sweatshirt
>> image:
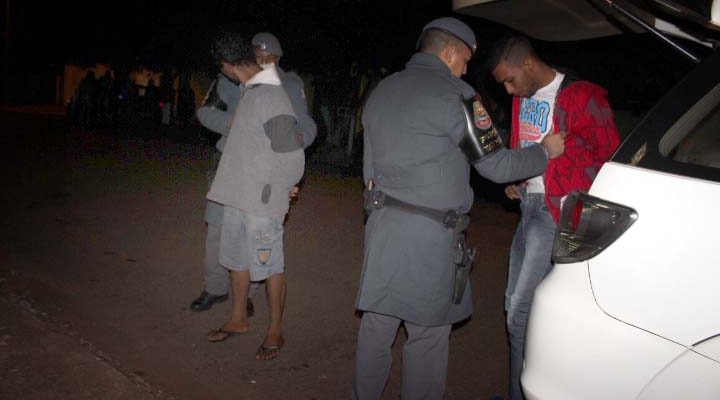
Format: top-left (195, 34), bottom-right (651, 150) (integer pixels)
top-left (207, 66), bottom-right (305, 218)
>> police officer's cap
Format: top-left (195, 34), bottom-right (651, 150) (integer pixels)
top-left (252, 32), bottom-right (283, 57)
top-left (421, 17), bottom-right (477, 54)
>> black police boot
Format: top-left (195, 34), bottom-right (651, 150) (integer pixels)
top-left (190, 290), bottom-right (228, 311)
top-left (246, 298), bottom-right (255, 318)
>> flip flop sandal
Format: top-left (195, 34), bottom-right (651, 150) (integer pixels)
top-left (207, 328), bottom-right (246, 343)
top-left (255, 344), bottom-right (282, 360)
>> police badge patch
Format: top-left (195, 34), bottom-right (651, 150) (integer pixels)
top-left (473, 98), bottom-right (493, 130)
top-left (257, 249), bottom-right (271, 265)
top-left (458, 94), bottom-right (504, 163)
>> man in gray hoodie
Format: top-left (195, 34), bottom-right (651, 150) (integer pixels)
top-left (190, 73), bottom-right (244, 312)
top-left (252, 32), bottom-right (317, 148)
top-left (204, 32), bottom-right (304, 361)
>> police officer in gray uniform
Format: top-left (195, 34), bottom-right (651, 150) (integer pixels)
top-left (352, 18), bottom-right (565, 400)
top-left (190, 32), bottom-right (317, 312)
top-left (190, 72), bottom-right (243, 311)
top-left (252, 32), bottom-right (317, 147)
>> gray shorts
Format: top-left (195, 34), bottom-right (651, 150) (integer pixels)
top-left (219, 206), bottom-right (285, 281)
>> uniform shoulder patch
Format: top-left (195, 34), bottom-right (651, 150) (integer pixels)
top-left (472, 97), bottom-right (493, 131)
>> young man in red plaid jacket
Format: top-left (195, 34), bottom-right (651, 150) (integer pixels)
top-left (489, 35), bottom-right (620, 400)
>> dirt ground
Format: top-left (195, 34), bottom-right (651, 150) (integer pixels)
top-left (0, 110), bottom-right (520, 399)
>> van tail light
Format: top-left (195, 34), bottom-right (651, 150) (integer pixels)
top-left (552, 191), bottom-right (638, 263)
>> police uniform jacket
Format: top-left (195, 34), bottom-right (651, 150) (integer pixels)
top-left (198, 74), bottom-right (243, 225)
top-left (277, 67), bottom-right (317, 148)
top-left (197, 73), bottom-right (243, 151)
top-left (357, 52), bottom-right (549, 326)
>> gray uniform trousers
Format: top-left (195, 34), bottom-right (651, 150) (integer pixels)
top-left (202, 222), bottom-right (227, 296)
top-left (353, 312), bottom-right (452, 400)
top-left (198, 74), bottom-right (245, 297)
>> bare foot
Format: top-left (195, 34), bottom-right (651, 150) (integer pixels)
top-left (207, 322), bottom-right (249, 342)
top-left (255, 335), bottom-right (284, 360)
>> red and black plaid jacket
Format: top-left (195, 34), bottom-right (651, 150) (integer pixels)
top-left (510, 78), bottom-right (621, 222)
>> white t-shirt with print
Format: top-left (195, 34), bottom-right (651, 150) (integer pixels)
top-left (518, 71), bottom-right (564, 193)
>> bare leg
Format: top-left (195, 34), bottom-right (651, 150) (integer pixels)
top-left (207, 269), bottom-right (251, 341)
top-left (256, 272), bottom-right (285, 359)
top-left (264, 277), bottom-right (286, 319)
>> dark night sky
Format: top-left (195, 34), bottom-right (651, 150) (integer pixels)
top-left (12, 1), bottom-right (170, 65)
top-left (4, 0), bottom-right (706, 107)
top-left (10, 0), bottom-right (462, 70)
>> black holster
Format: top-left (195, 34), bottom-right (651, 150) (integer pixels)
top-left (451, 232), bottom-right (475, 304)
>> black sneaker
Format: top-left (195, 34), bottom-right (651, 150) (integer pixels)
top-left (190, 290), bottom-right (228, 311)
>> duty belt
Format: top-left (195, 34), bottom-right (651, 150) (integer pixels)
top-left (364, 188), bottom-right (476, 304)
top-left (364, 189), bottom-right (470, 231)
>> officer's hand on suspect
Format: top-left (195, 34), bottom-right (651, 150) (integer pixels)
top-left (505, 185), bottom-right (521, 200)
top-left (540, 131), bottom-right (566, 159)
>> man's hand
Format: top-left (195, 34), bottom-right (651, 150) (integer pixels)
top-left (504, 184), bottom-right (520, 200)
top-left (540, 131), bottom-right (566, 159)
top-left (289, 185), bottom-right (300, 199)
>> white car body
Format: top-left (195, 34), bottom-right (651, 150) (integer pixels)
top-left (523, 162), bottom-right (720, 399)
top-left (452, 1), bottom-right (720, 398)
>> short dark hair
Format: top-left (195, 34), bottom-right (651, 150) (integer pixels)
top-left (419, 28), bottom-right (469, 55)
top-left (486, 35), bottom-right (537, 71)
top-left (211, 32), bottom-right (256, 67)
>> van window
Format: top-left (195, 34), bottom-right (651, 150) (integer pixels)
top-left (660, 84), bottom-right (720, 169)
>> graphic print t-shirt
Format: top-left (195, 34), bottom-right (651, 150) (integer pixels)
top-left (518, 71), bottom-right (564, 193)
